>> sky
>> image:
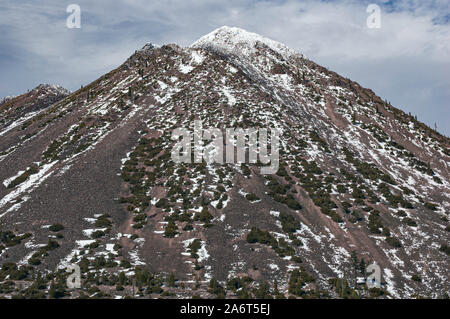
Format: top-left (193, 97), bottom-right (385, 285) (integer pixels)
top-left (0, 0), bottom-right (448, 135)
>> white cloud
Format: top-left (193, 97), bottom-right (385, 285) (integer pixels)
top-left (0, 0), bottom-right (448, 134)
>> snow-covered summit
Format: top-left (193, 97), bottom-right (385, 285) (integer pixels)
top-left (191, 26), bottom-right (302, 61)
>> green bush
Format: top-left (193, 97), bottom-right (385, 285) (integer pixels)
top-left (209, 278), bottom-right (225, 297)
top-left (402, 217), bottom-right (417, 227)
top-left (91, 230), bottom-right (105, 239)
top-left (385, 236), bottom-right (401, 248)
top-left (396, 210), bottom-right (407, 217)
top-left (188, 239), bottom-right (202, 259)
top-left (439, 244), bottom-right (450, 256)
top-left (164, 221), bottom-right (179, 238)
top-left (246, 228), bottom-right (276, 246)
top-left (368, 211), bottom-right (383, 234)
top-left (95, 215), bottom-right (112, 227)
top-left (369, 287), bottom-right (385, 297)
top-left (288, 268), bottom-right (315, 296)
top-left (424, 202), bottom-right (438, 211)
top-left (7, 165), bottom-right (39, 189)
top-left (196, 208), bottom-right (213, 224)
top-left (245, 193), bottom-right (260, 202)
top-left (279, 212), bottom-right (301, 233)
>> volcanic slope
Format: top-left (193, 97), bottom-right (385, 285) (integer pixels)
top-left (0, 27), bottom-right (448, 299)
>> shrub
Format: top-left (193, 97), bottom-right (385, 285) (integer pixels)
top-left (155, 198), bottom-right (169, 209)
top-left (369, 287), bottom-right (384, 297)
top-left (424, 202), bottom-right (438, 211)
top-left (227, 277), bottom-right (246, 292)
top-left (164, 221), bottom-right (179, 238)
top-left (49, 224), bottom-right (64, 232)
top-left (245, 193), bottom-right (260, 202)
top-left (402, 217), bottom-right (417, 227)
top-left (196, 208), bottom-right (213, 224)
top-left (342, 202), bottom-right (352, 214)
top-left (439, 244), bottom-right (450, 256)
top-left (133, 214), bottom-right (146, 223)
top-left (279, 212), bottom-right (301, 233)
top-left (49, 281), bottom-right (66, 299)
top-left (385, 236), bottom-right (401, 248)
top-left (209, 278), bottom-right (225, 297)
top-left (246, 228), bottom-right (276, 246)
top-left (95, 215), bottom-right (112, 227)
top-left (28, 257), bottom-right (41, 266)
top-left (292, 256), bottom-right (303, 263)
top-left (368, 211), bottom-right (383, 234)
top-left (288, 268), bottom-right (315, 296)
top-left (285, 196), bottom-right (302, 210)
top-left (7, 165), bottom-right (39, 189)
top-left (188, 239), bottom-right (202, 259)
top-left (0, 231), bottom-right (32, 247)
top-left (337, 184), bottom-right (347, 194)
top-left (241, 164), bottom-right (251, 177)
top-left (91, 230), bottom-right (105, 239)
top-left (396, 210), bottom-right (407, 217)
top-left (45, 239), bottom-right (60, 251)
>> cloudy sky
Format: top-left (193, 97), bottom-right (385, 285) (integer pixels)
top-left (0, 0), bottom-right (448, 135)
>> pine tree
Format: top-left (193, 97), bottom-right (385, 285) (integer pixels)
top-left (168, 272), bottom-right (176, 287)
top-left (254, 281), bottom-right (272, 299)
top-left (128, 87), bottom-right (133, 100)
top-left (237, 285), bottom-right (252, 299)
top-left (359, 259), bottom-right (366, 275)
top-left (119, 271), bottom-right (127, 286)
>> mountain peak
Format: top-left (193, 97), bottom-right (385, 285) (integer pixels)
top-left (1, 27), bottom-right (449, 299)
top-left (0, 84), bottom-right (69, 106)
top-left (191, 26), bottom-right (302, 61)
